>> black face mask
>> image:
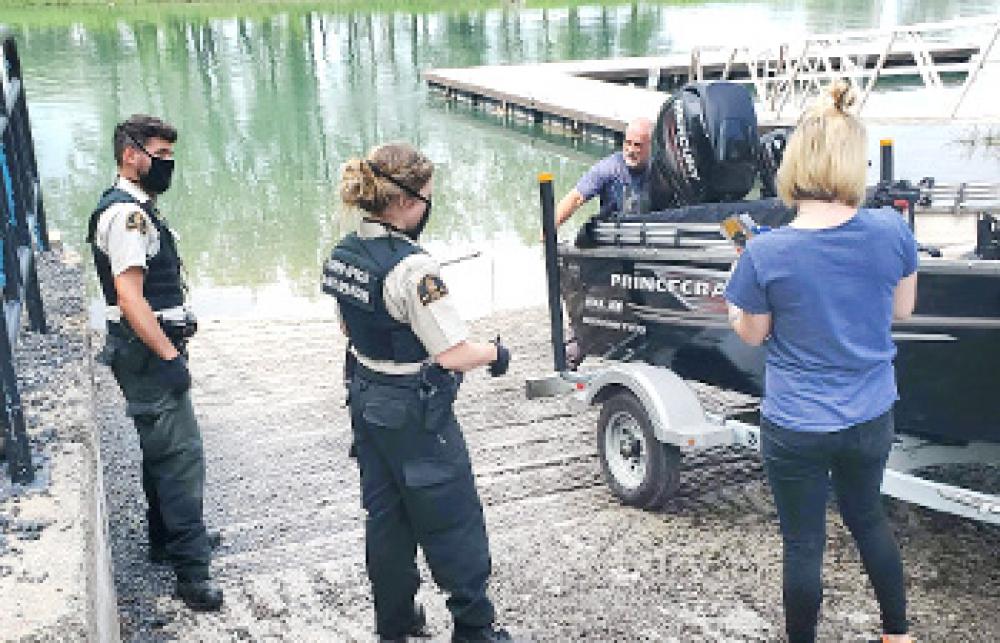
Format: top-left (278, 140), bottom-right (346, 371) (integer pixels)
top-left (408, 195), bottom-right (432, 241)
top-left (367, 161), bottom-right (432, 241)
top-left (128, 133), bottom-right (175, 195)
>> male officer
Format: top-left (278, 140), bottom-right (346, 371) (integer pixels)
top-left (89, 114), bottom-right (222, 611)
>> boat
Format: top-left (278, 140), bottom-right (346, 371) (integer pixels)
top-left (557, 82), bottom-right (1000, 445)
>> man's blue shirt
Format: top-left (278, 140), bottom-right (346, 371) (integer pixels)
top-left (725, 208), bottom-right (919, 432)
top-left (576, 152), bottom-right (652, 216)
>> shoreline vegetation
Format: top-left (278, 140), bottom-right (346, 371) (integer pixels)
top-left (0, 0), bottom-right (707, 24)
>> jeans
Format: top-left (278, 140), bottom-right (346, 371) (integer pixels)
top-left (761, 409), bottom-right (907, 642)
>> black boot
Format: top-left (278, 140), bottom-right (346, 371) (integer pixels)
top-left (452, 624), bottom-right (513, 643)
top-left (150, 530), bottom-right (222, 565)
top-left (379, 602), bottom-right (431, 642)
top-left (175, 578), bottom-right (224, 612)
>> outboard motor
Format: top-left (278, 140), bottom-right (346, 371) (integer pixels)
top-left (650, 82), bottom-right (760, 209)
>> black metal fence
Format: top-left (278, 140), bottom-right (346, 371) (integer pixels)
top-left (1, 32), bottom-right (50, 484)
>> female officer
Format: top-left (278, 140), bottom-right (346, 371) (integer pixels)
top-left (725, 81), bottom-right (916, 643)
top-left (323, 143), bottom-right (513, 643)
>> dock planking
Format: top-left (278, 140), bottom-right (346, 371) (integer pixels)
top-left (424, 17), bottom-right (1000, 135)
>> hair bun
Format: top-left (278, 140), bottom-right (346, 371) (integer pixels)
top-left (829, 79), bottom-right (856, 112)
top-left (339, 158), bottom-right (380, 211)
top-left (338, 143), bottom-right (433, 216)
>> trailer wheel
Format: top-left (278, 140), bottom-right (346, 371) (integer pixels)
top-left (597, 391), bottom-right (681, 510)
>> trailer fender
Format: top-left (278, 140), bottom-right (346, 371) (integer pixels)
top-left (582, 363), bottom-right (733, 449)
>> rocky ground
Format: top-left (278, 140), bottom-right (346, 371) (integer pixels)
top-left (0, 249), bottom-right (112, 641)
top-left (96, 309), bottom-right (1000, 642)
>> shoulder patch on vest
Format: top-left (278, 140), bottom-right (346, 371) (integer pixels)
top-left (125, 210), bottom-right (149, 235)
top-left (417, 274), bottom-right (448, 305)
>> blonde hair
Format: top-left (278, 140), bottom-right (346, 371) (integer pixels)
top-left (776, 79), bottom-right (867, 208)
top-left (340, 143), bottom-right (433, 216)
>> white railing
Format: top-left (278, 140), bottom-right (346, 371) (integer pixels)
top-left (691, 14), bottom-right (1000, 120)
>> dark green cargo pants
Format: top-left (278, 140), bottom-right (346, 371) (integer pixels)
top-left (348, 363), bottom-right (495, 638)
top-left (103, 326), bottom-right (211, 582)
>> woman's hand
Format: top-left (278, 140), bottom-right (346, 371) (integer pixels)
top-left (435, 340), bottom-right (501, 373)
top-left (728, 301), bottom-right (772, 346)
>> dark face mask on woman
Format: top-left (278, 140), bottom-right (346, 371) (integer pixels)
top-left (407, 194), bottom-right (432, 241)
top-left (127, 133), bottom-right (175, 195)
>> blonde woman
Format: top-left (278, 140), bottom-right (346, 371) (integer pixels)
top-left (725, 81), bottom-right (916, 643)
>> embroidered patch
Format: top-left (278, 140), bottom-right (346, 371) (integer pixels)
top-left (417, 274), bottom-right (448, 305)
top-left (125, 210), bottom-right (148, 234)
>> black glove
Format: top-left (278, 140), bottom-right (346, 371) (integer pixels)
top-left (152, 354), bottom-right (192, 396)
top-left (489, 336), bottom-right (510, 377)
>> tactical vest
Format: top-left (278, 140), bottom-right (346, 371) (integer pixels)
top-left (86, 187), bottom-right (185, 312)
top-left (323, 233), bottom-right (429, 363)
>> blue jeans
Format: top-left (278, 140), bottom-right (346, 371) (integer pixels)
top-left (761, 409), bottom-right (907, 642)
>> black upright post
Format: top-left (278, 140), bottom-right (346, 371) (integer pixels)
top-left (879, 138), bottom-right (893, 183)
top-left (33, 188), bottom-right (50, 253)
top-left (24, 258), bottom-right (46, 334)
top-left (539, 173), bottom-right (567, 373)
top-left (0, 311), bottom-right (32, 484)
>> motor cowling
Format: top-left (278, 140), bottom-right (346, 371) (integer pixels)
top-left (650, 82), bottom-right (761, 209)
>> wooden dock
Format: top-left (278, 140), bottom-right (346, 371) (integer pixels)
top-left (423, 15), bottom-right (1000, 140)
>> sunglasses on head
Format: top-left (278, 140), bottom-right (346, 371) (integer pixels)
top-left (367, 161), bottom-right (431, 207)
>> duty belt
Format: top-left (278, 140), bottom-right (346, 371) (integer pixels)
top-left (354, 359), bottom-right (463, 396)
top-left (107, 316), bottom-right (195, 344)
top-left (353, 360), bottom-right (424, 389)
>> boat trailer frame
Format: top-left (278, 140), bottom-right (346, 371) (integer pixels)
top-left (527, 366), bottom-right (1000, 526)
top-left (531, 173), bottom-right (1000, 526)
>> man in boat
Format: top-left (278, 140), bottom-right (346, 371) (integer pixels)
top-left (551, 117), bottom-right (654, 368)
top-left (553, 116), bottom-right (654, 238)
top-left (88, 114), bottom-right (223, 612)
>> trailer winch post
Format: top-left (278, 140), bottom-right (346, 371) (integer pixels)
top-left (879, 138), bottom-right (894, 183)
top-left (539, 172), bottom-right (567, 373)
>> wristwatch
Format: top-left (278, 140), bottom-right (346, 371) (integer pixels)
top-left (727, 303), bottom-right (741, 323)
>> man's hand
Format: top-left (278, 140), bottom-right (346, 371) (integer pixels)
top-left (151, 354), bottom-right (192, 395)
top-left (555, 189), bottom-right (586, 228)
top-left (541, 189), bottom-right (587, 242)
top-left (115, 267), bottom-right (180, 361)
top-left (489, 336), bottom-right (511, 377)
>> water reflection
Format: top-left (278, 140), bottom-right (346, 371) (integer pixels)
top-left (3, 1), bottom-right (999, 320)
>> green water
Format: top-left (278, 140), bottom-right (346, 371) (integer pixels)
top-left (3, 1), bottom-right (999, 320)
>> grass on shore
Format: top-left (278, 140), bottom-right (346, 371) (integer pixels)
top-left (0, 0), bottom-right (706, 29)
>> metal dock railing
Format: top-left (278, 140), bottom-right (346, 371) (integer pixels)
top-left (1, 32), bottom-right (51, 484)
top-left (425, 15), bottom-right (1000, 140)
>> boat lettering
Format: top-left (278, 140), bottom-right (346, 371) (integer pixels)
top-left (673, 99), bottom-right (700, 181)
top-left (585, 297), bottom-right (624, 312)
top-left (610, 272), bottom-right (725, 298)
top-left (581, 316), bottom-right (646, 334)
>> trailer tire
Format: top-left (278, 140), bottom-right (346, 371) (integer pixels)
top-left (598, 391), bottom-right (681, 510)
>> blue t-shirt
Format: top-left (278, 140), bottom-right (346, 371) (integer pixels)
top-left (724, 208), bottom-right (919, 432)
top-left (576, 152), bottom-right (652, 216)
